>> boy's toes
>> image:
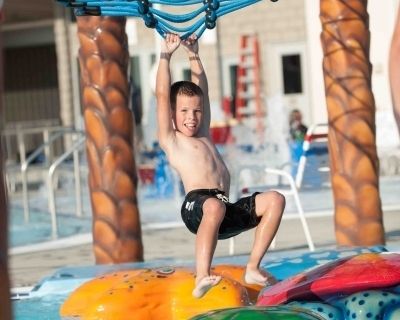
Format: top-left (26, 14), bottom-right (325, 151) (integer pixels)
top-left (192, 275), bottom-right (222, 298)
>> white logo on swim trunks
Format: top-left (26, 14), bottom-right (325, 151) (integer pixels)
top-left (216, 194), bottom-right (229, 203)
top-left (185, 201), bottom-right (195, 211)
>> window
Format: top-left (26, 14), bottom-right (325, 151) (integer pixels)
top-left (282, 54), bottom-right (302, 94)
top-left (229, 65), bottom-right (238, 97)
top-left (69, 9), bottom-right (77, 22)
top-left (130, 56), bottom-right (141, 88)
top-left (150, 53), bottom-right (157, 66)
top-left (182, 68), bottom-right (191, 81)
top-left (229, 64), bottom-right (238, 117)
top-left (4, 45), bottom-right (59, 121)
top-left (129, 56), bottom-right (142, 124)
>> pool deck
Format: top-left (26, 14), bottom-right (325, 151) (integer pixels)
top-left (9, 206), bottom-right (400, 288)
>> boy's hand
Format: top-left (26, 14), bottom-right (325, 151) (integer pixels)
top-left (161, 33), bottom-right (181, 57)
top-left (182, 34), bottom-right (199, 55)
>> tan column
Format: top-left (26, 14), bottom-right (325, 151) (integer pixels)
top-left (320, 0), bottom-right (385, 245)
top-left (77, 16), bottom-right (143, 263)
top-left (390, 4), bottom-right (400, 134)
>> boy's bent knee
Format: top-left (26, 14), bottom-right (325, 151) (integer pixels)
top-left (202, 198), bottom-right (225, 221)
top-left (269, 191), bottom-right (286, 207)
top-left (255, 191), bottom-right (286, 216)
top-left (258, 191), bottom-right (285, 205)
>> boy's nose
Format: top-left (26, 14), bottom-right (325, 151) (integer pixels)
top-left (187, 112), bottom-right (195, 119)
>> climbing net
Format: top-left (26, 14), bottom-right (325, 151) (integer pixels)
top-left (58, 0), bottom-right (278, 39)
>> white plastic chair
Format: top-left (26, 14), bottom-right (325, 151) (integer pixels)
top-left (229, 164), bottom-right (315, 254)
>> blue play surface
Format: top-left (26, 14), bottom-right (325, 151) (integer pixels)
top-left (12, 246), bottom-right (389, 320)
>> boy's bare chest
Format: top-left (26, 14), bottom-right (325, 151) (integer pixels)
top-left (171, 137), bottom-right (218, 164)
top-left (183, 139), bottom-right (214, 160)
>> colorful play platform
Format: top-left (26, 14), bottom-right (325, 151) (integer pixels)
top-left (12, 246), bottom-right (400, 319)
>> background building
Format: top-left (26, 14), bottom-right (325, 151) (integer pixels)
top-left (1, 0), bottom-right (399, 166)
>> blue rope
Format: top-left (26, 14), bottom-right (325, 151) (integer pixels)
top-left (57, 0), bottom-right (278, 39)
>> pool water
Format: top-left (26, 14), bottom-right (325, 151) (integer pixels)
top-left (13, 296), bottom-right (66, 320)
top-left (9, 205), bottom-right (92, 248)
top-left (8, 193), bottom-right (182, 249)
top-left (9, 174), bottom-right (400, 250)
top-left (12, 246), bottom-right (389, 320)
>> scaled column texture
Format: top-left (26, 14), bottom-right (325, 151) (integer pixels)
top-left (390, 4), bottom-right (400, 134)
top-left (320, 0), bottom-right (385, 245)
top-left (77, 16), bottom-right (144, 263)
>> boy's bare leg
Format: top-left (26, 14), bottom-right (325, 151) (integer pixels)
top-left (193, 198), bottom-right (225, 298)
top-left (245, 191), bottom-right (285, 286)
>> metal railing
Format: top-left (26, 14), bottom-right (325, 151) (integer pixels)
top-left (20, 129), bottom-right (83, 221)
top-left (47, 135), bottom-right (86, 239)
top-left (3, 125), bottom-right (73, 194)
top-left (19, 129), bottom-right (85, 222)
top-left (2, 123), bottom-right (65, 167)
top-left (2, 125), bottom-right (86, 223)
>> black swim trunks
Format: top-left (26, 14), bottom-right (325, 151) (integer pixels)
top-left (181, 188), bottom-right (261, 240)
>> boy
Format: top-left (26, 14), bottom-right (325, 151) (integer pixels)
top-left (156, 33), bottom-right (285, 298)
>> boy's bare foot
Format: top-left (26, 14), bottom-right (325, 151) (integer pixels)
top-left (244, 268), bottom-right (277, 287)
top-left (192, 275), bottom-right (222, 298)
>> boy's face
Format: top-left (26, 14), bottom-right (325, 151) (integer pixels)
top-left (173, 94), bottom-right (203, 137)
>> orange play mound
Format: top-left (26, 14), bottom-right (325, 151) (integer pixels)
top-left (60, 265), bottom-right (261, 320)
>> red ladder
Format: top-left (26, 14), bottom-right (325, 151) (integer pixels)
top-left (235, 34), bottom-right (264, 123)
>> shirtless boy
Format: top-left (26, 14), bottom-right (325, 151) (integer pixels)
top-left (156, 33), bottom-right (285, 298)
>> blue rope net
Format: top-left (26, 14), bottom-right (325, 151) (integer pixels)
top-left (57, 0), bottom-right (278, 39)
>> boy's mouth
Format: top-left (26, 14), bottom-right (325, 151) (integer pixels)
top-left (185, 123), bottom-right (196, 130)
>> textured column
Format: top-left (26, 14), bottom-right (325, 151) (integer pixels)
top-left (390, 4), bottom-right (400, 134)
top-left (320, 0), bottom-right (385, 245)
top-left (77, 16), bottom-right (143, 263)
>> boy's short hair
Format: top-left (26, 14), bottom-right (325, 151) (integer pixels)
top-left (170, 81), bottom-right (203, 110)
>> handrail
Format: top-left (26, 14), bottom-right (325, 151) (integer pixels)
top-left (20, 130), bottom-right (71, 172)
top-left (2, 125), bottom-right (67, 136)
top-left (47, 135), bottom-right (86, 239)
top-left (2, 124), bottom-right (74, 166)
top-left (20, 128), bottom-right (84, 222)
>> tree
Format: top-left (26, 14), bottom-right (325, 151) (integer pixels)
top-left (77, 16), bottom-right (143, 263)
top-left (390, 4), bottom-right (400, 134)
top-left (320, 0), bottom-right (385, 245)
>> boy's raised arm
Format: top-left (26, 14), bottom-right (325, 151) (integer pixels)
top-left (156, 34), bottom-right (181, 148)
top-left (182, 35), bottom-right (211, 135)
